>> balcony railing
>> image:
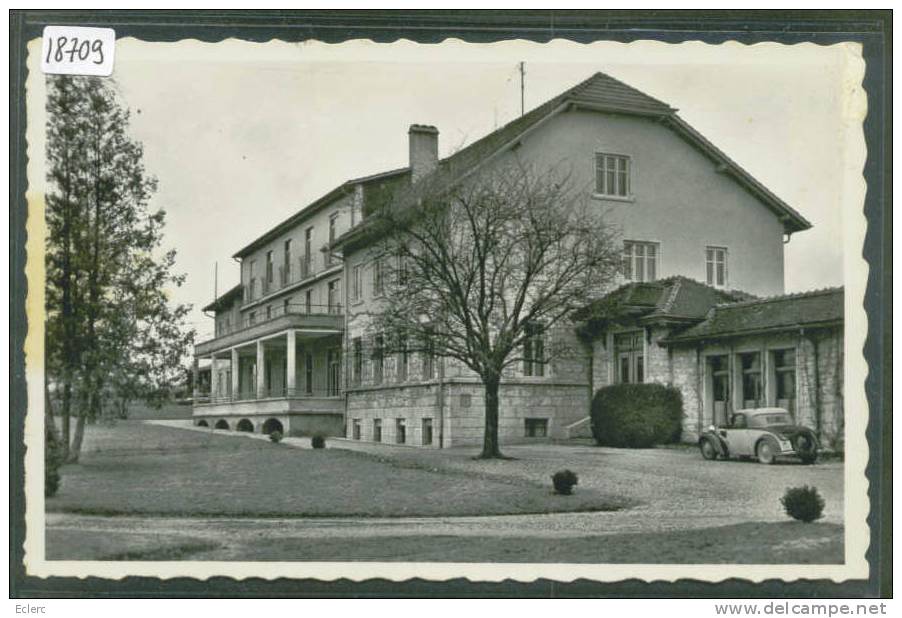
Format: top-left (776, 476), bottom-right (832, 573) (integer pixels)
top-left (210, 303), bottom-right (343, 338)
top-left (200, 388), bottom-right (343, 404)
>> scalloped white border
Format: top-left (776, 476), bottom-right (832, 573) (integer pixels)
top-left (22, 36), bottom-right (870, 583)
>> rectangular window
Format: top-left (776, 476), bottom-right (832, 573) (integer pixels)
top-left (595, 153), bottom-right (631, 197)
top-left (373, 334), bottom-right (384, 385)
top-left (265, 305), bottom-right (272, 320)
top-left (373, 419), bottom-right (382, 443)
top-left (421, 332), bottom-right (435, 380)
top-left (266, 250), bottom-right (274, 283)
top-left (615, 331), bottom-right (644, 384)
top-left (352, 264), bottom-right (362, 302)
top-left (327, 279), bottom-right (341, 314)
top-left (706, 247), bottom-right (728, 288)
top-left (352, 338), bottom-right (363, 386)
top-left (523, 325), bottom-right (545, 377)
top-left (304, 352), bottom-right (314, 395)
top-left (397, 334), bottom-right (409, 382)
top-left (283, 297), bottom-right (291, 315)
top-left (303, 227), bottom-right (313, 276)
top-left (524, 418), bottom-right (548, 438)
top-left (373, 258), bottom-right (384, 295)
top-left (283, 239), bottom-right (292, 284)
top-left (249, 311), bottom-right (257, 326)
top-left (772, 349), bottom-right (797, 414)
top-left (623, 241), bottom-right (658, 282)
top-left (396, 418), bottom-right (406, 444)
top-left (305, 289), bottom-right (313, 314)
top-left (329, 214), bottom-right (337, 244)
top-left (352, 419), bottom-right (361, 440)
top-left (739, 352), bottom-right (762, 407)
top-left (397, 253), bottom-right (409, 286)
top-left (422, 418), bottom-right (433, 445)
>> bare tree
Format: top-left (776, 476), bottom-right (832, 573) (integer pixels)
top-left (361, 162), bottom-right (622, 458)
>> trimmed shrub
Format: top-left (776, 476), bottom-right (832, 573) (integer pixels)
top-left (551, 469), bottom-right (578, 495)
top-left (591, 383), bottom-right (684, 448)
top-left (311, 436), bottom-right (326, 449)
top-left (269, 430), bottom-right (283, 443)
top-left (45, 430), bottom-right (64, 497)
top-left (781, 485), bottom-right (825, 522)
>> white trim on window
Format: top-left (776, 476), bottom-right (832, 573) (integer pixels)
top-left (593, 152), bottom-right (633, 200)
top-left (706, 246), bottom-right (729, 288)
top-left (622, 240), bottom-right (660, 282)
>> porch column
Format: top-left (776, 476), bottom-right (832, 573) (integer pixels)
top-left (256, 339), bottom-right (266, 399)
top-left (210, 353), bottom-right (218, 399)
top-left (192, 357), bottom-right (199, 399)
top-left (286, 330), bottom-right (297, 397)
top-left (230, 347), bottom-right (239, 400)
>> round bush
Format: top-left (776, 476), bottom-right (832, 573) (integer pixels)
top-left (269, 430), bottom-right (283, 443)
top-left (781, 485), bottom-right (825, 522)
top-left (590, 383), bottom-right (684, 448)
top-left (551, 469), bottom-right (578, 495)
top-left (311, 435), bottom-right (326, 449)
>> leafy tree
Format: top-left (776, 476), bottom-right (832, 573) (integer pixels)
top-left (44, 75), bottom-right (194, 462)
top-left (361, 163), bottom-right (621, 458)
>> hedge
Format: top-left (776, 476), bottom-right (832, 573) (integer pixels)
top-left (591, 383), bottom-right (684, 448)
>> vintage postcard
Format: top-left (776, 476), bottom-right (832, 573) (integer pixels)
top-left (22, 35), bottom-right (870, 583)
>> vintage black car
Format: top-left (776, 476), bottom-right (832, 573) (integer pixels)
top-left (699, 407), bottom-right (819, 464)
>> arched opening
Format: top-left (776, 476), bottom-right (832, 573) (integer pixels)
top-left (196, 419), bottom-right (209, 428)
top-left (236, 418), bottom-right (254, 432)
top-left (262, 418), bottom-right (284, 435)
top-left (214, 419), bottom-right (230, 430)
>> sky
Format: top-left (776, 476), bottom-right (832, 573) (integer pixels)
top-left (32, 38), bottom-right (864, 341)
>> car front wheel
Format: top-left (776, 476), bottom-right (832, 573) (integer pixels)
top-left (757, 440), bottom-right (776, 465)
top-left (700, 439), bottom-right (718, 460)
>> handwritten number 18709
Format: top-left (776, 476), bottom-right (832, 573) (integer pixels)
top-left (45, 36), bottom-right (105, 65)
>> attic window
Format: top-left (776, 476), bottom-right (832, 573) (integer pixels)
top-left (595, 153), bottom-right (631, 198)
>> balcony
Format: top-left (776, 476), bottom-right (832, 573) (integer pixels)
top-left (196, 303), bottom-right (343, 356)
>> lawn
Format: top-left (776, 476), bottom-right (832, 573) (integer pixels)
top-left (47, 421), bottom-right (629, 518)
top-left (46, 521), bottom-right (843, 563)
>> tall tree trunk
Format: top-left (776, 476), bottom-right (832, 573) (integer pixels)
top-left (479, 374), bottom-right (503, 458)
top-left (60, 380), bottom-right (71, 459)
top-left (68, 413), bottom-right (87, 464)
top-left (44, 380), bottom-right (61, 445)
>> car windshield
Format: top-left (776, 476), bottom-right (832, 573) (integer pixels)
top-left (750, 413), bottom-right (792, 427)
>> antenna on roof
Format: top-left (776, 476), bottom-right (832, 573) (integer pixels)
top-left (519, 61), bottom-right (525, 117)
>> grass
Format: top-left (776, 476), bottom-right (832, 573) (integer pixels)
top-left (46, 521), bottom-right (843, 563)
top-left (201, 521), bottom-right (844, 563)
top-left (47, 421), bottom-right (628, 518)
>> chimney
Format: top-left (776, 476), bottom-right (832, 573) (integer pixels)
top-left (408, 124), bottom-right (439, 182)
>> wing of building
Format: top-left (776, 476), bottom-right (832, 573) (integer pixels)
top-left (191, 71), bottom-right (843, 450)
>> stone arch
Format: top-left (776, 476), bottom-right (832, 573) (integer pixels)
top-left (236, 418), bottom-right (254, 432)
top-left (214, 419), bottom-right (230, 430)
top-left (196, 419), bottom-right (209, 428)
top-left (262, 418), bottom-right (284, 435)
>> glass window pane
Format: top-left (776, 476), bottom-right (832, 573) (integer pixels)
top-left (707, 261), bottom-right (714, 284)
top-left (716, 261), bottom-right (725, 286)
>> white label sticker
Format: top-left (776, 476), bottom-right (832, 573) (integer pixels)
top-left (41, 26), bottom-right (115, 76)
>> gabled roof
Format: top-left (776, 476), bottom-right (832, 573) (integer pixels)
top-left (574, 276), bottom-right (753, 327)
top-left (664, 287), bottom-right (844, 344)
top-left (233, 167), bottom-right (410, 259)
top-left (241, 71), bottom-right (812, 260)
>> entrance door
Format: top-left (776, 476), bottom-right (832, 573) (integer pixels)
top-left (327, 348), bottom-right (342, 396)
top-left (708, 355), bottom-right (730, 426)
